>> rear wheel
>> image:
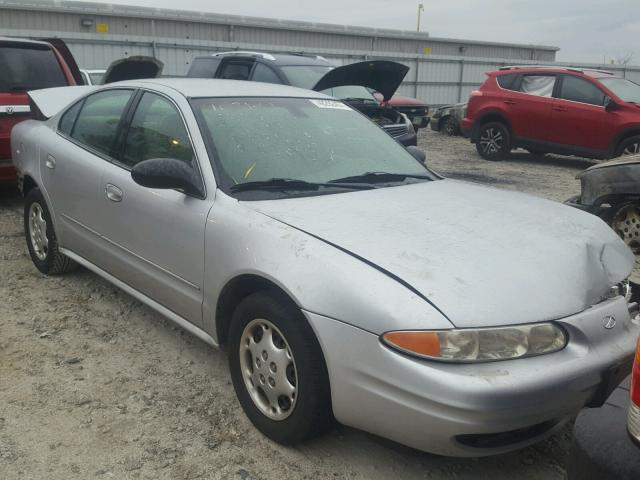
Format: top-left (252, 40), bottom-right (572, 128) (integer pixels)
top-left (476, 122), bottom-right (511, 160)
top-left (24, 188), bottom-right (76, 275)
top-left (615, 135), bottom-right (640, 157)
top-left (228, 291), bottom-right (332, 445)
top-left (441, 116), bottom-right (459, 136)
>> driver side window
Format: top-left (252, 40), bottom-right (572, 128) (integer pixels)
top-left (121, 92), bottom-right (195, 168)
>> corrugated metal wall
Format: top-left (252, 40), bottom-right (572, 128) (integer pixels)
top-left (4, 0), bottom-right (639, 106)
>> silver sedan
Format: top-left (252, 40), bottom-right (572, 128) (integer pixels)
top-left (12, 78), bottom-right (640, 457)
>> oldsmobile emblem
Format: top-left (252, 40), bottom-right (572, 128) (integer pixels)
top-left (602, 316), bottom-right (616, 329)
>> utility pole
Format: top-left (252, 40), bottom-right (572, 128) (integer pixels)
top-left (417, 3), bottom-right (424, 32)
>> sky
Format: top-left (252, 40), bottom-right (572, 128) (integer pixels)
top-left (74, 0), bottom-right (638, 64)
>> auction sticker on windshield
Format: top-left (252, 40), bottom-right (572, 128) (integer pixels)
top-left (309, 99), bottom-right (351, 110)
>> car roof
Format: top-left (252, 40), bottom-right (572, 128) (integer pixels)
top-left (195, 52), bottom-right (333, 67)
top-left (0, 36), bottom-right (54, 48)
top-left (114, 77), bottom-right (333, 99)
top-left (495, 66), bottom-right (617, 79)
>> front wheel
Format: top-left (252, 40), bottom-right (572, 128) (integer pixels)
top-left (609, 203), bottom-right (640, 285)
top-left (24, 188), bottom-right (76, 275)
top-left (228, 291), bottom-right (332, 445)
top-left (475, 122), bottom-right (511, 160)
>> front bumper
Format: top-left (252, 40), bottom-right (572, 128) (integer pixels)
top-left (393, 130), bottom-right (417, 147)
top-left (305, 296), bottom-right (639, 457)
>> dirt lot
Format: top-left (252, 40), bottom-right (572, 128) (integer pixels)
top-left (0, 129), bottom-right (597, 480)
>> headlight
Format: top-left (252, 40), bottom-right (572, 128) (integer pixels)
top-left (381, 323), bottom-right (567, 363)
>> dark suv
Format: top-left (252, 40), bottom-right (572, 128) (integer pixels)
top-left (0, 37), bottom-right (80, 185)
top-left (462, 66), bottom-right (640, 160)
top-left (187, 52), bottom-right (417, 146)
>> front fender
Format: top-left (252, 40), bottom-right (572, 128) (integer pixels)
top-left (202, 193), bottom-right (453, 343)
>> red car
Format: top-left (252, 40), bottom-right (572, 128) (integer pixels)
top-left (0, 37), bottom-right (81, 185)
top-left (461, 66), bottom-right (640, 161)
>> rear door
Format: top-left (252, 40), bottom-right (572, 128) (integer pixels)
top-left (549, 75), bottom-right (615, 152)
top-left (508, 74), bottom-right (557, 142)
top-left (42, 89), bottom-right (135, 260)
top-left (97, 90), bottom-right (210, 326)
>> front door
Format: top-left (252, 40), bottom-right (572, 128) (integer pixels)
top-left (98, 91), bottom-right (210, 326)
top-left (548, 75), bottom-right (616, 152)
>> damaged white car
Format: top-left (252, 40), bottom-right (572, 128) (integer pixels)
top-left (12, 78), bottom-right (640, 457)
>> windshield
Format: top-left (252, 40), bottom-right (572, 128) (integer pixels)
top-left (0, 45), bottom-right (68, 91)
top-left (280, 65), bottom-right (332, 89)
top-left (600, 77), bottom-right (640, 103)
top-left (322, 85), bottom-right (378, 102)
top-left (192, 97), bottom-right (430, 197)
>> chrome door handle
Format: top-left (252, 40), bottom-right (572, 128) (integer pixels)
top-left (105, 184), bottom-right (123, 202)
top-left (45, 154), bottom-right (56, 169)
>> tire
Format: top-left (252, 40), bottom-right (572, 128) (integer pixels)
top-left (615, 135), bottom-right (640, 157)
top-left (475, 122), bottom-right (511, 160)
top-left (440, 116), bottom-right (459, 136)
top-left (228, 290), bottom-right (332, 445)
top-left (24, 188), bottom-right (77, 275)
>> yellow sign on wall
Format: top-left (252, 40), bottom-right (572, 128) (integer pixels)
top-left (96, 23), bottom-right (109, 33)
top-left (423, 47), bottom-right (433, 56)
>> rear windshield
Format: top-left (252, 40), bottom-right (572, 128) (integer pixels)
top-left (0, 44), bottom-right (68, 92)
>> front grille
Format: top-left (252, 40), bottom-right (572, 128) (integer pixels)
top-left (384, 124), bottom-right (409, 137)
top-left (455, 419), bottom-right (560, 449)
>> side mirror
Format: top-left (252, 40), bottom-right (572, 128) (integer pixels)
top-left (605, 97), bottom-right (620, 111)
top-left (406, 145), bottom-right (427, 164)
top-left (131, 158), bottom-right (204, 197)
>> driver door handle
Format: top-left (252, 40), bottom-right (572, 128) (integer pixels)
top-left (105, 184), bottom-right (123, 202)
top-left (45, 154), bottom-right (56, 169)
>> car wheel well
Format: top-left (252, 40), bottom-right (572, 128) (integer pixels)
top-left (477, 114), bottom-right (511, 132)
top-left (22, 175), bottom-right (38, 197)
top-left (215, 274), bottom-right (299, 346)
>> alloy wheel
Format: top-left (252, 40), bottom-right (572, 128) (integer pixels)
top-left (479, 127), bottom-right (503, 155)
top-left (611, 204), bottom-right (640, 284)
top-left (28, 202), bottom-right (49, 261)
top-left (622, 142), bottom-right (640, 156)
top-left (239, 318), bottom-right (298, 421)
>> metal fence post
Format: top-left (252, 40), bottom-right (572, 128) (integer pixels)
top-left (457, 59), bottom-right (465, 102)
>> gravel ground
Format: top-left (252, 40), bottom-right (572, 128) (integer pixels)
top-left (0, 129), bottom-right (597, 480)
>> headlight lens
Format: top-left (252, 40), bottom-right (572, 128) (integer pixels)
top-left (382, 323), bottom-right (567, 363)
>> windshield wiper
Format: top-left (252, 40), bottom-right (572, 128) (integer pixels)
top-left (328, 171), bottom-right (432, 185)
top-left (229, 178), bottom-right (373, 193)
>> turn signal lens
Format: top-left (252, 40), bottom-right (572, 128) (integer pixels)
top-left (381, 323), bottom-right (567, 363)
top-left (382, 331), bottom-right (441, 358)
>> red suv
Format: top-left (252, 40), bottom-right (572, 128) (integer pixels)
top-left (0, 37), bottom-right (81, 185)
top-left (462, 66), bottom-right (640, 161)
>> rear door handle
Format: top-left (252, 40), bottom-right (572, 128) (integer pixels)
top-left (105, 184), bottom-right (123, 202)
top-left (553, 106), bottom-right (568, 112)
top-left (45, 154), bottom-right (56, 169)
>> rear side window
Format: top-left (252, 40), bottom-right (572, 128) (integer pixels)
top-left (218, 61), bottom-right (253, 80)
top-left (0, 44), bottom-right (68, 92)
top-left (559, 76), bottom-right (607, 106)
top-left (519, 75), bottom-right (556, 97)
top-left (70, 90), bottom-right (133, 157)
top-left (58, 100), bottom-right (83, 136)
top-left (496, 73), bottom-right (518, 91)
top-left (122, 92), bottom-right (194, 167)
top-left (187, 57), bottom-right (222, 78)
top-left (251, 63), bottom-right (282, 84)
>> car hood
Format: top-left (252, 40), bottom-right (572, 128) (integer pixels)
top-left (312, 60), bottom-right (409, 102)
top-left (577, 152), bottom-right (640, 178)
top-left (248, 180), bottom-right (634, 328)
top-left (103, 56), bottom-right (164, 84)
